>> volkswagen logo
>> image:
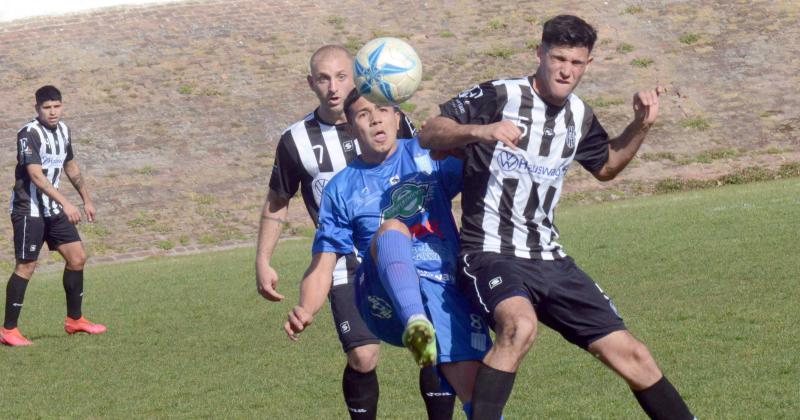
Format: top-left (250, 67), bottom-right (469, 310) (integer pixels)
top-left (313, 178), bottom-right (328, 198)
top-left (497, 151), bottom-right (521, 171)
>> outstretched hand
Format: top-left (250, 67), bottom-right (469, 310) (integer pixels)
top-left (284, 306), bottom-right (313, 341)
top-left (633, 86), bottom-right (666, 126)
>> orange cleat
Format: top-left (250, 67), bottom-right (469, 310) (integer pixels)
top-left (64, 317), bottom-right (107, 335)
top-left (0, 327), bottom-right (33, 346)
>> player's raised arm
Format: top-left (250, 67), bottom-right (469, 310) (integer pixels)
top-left (420, 116), bottom-right (521, 151)
top-left (256, 189), bottom-right (290, 301)
top-left (284, 251), bottom-right (337, 341)
top-left (592, 86), bottom-right (665, 181)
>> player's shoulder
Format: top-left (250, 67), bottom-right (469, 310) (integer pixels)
top-left (279, 111), bottom-right (316, 139)
top-left (567, 93), bottom-right (595, 121)
top-left (18, 119), bottom-right (42, 139)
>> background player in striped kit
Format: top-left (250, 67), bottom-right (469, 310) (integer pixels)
top-left (2, 85), bottom-right (106, 347)
top-left (420, 15), bottom-right (694, 420)
top-left (255, 45), bottom-right (456, 420)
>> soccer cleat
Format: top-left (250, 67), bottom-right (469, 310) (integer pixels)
top-left (402, 317), bottom-right (437, 367)
top-left (64, 317), bottom-right (107, 335)
top-left (0, 327), bottom-right (33, 347)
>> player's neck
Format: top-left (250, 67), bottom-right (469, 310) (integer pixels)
top-left (316, 106), bottom-right (347, 126)
top-left (530, 74), bottom-right (568, 108)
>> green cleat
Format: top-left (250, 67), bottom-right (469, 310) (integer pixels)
top-left (402, 317), bottom-right (437, 367)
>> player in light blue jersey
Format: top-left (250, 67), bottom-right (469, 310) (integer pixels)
top-left (284, 90), bottom-right (492, 416)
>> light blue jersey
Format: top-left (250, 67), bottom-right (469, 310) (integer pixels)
top-left (314, 138), bottom-right (490, 363)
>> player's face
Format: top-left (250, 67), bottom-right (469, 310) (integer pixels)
top-left (307, 52), bottom-right (355, 116)
top-left (36, 100), bottom-right (63, 128)
top-left (348, 96), bottom-right (401, 164)
top-left (534, 44), bottom-right (592, 106)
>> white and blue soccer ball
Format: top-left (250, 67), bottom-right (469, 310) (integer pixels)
top-left (354, 37), bottom-right (422, 106)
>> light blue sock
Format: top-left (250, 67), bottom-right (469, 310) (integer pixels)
top-left (375, 230), bottom-right (425, 325)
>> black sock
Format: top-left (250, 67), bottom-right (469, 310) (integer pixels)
top-left (4, 273), bottom-right (29, 329)
top-left (63, 269), bottom-right (83, 320)
top-left (342, 365), bottom-right (379, 420)
top-left (471, 363), bottom-right (516, 420)
top-left (419, 365), bottom-right (456, 420)
top-left (633, 376), bottom-right (694, 420)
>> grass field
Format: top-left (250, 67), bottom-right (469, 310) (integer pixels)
top-left (2, 178), bottom-right (798, 419)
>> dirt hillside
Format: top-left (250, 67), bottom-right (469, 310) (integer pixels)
top-left (0, 0), bottom-right (797, 268)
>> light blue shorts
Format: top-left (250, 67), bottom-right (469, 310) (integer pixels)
top-left (355, 253), bottom-right (492, 364)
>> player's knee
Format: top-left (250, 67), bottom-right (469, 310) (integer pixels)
top-left (347, 345), bottom-right (379, 372)
top-left (66, 252), bottom-right (87, 270)
top-left (496, 312), bottom-right (537, 350)
top-left (14, 261), bottom-right (36, 279)
top-left (376, 219), bottom-right (410, 237)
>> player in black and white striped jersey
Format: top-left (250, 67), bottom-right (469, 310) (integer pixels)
top-left (421, 15), bottom-right (694, 420)
top-left (2, 86), bottom-right (106, 347)
top-left (255, 45), bottom-right (455, 420)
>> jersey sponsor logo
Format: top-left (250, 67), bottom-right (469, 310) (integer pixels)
top-left (339, 321), bottom-right (351, 334)
top-left (41, 155), bottom-right (66, 167)
top-left (381, 183), bottom-right (428, 221)
top-left (313, 178), bottom-right (328, 198)
top-left (488, 276), bottom-right (503, 289)
top-left (367, 295), bottom-right (393, 320)
top-left (496, 151), bottom-right (568, 179)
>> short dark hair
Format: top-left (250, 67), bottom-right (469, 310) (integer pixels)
top-left (343, 88), bottom-right (362, 123)
top-left (35, 85), bottom-right (62, 105)
top-left (541, 15), bottom-right (597, 53)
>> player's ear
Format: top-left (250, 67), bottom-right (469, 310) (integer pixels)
top-left (306, 75), bottom-right (314, 90)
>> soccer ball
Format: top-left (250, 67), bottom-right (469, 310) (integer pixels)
top-left (353, 37), bottom-right (422, 106)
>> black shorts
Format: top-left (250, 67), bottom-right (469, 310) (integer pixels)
top-left (329, 254), bottom-right (379, 352)
top-left (458, 252), bottom-right (626, 349)
top-left (11, 212), bottom-right (81, 261)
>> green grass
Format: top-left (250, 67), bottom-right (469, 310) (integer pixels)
top-left (679, 33), bottom-right (700, 45)
top-left (630, 57), bottom-right (654, 68)
top-left (2, 179), bottom-right (799, 418)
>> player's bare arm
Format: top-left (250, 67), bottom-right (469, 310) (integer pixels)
top-left (593, 86), bottom-right (665, 181)
top-left (63, 159), bottom-right (95, 222)
top-left (256, 189), bottom-right (290, 301)
top-left (284, 252), bottom-right (337, 340)
top-left (25, 163), bottom-right (81, 224)
top-left (419, 116), bottom-right (521, 151)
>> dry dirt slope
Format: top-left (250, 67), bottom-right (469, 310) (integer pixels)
top-left (0, 0), bottom-right (797, 267)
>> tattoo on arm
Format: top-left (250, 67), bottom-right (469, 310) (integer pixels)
top-left (70, 173), bottom-right (84, 191)
top-left (261, 215), bottom-right (287, 224)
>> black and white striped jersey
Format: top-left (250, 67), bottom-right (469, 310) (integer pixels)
top-left (268, 108), bottom-right (417, 225)
top-left (10, 118), bottom-right (74, 218)
top-left (439, 77), bottom-right (610, 260)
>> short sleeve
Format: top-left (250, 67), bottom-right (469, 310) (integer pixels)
top-left (437, 156), bottom-right (463, 200)
top-left (267, 133), bottom-right (302, 199)
top-left (575, 114), bottom-right (610, 174)
top-left (438, 81), bottom-right (500, 126)
top-left (62, 124), bottom-right (74, 161)
top-left (18, 128), bottom-right (42, 166)
top-left (312, 185), bottom-right (354, 256)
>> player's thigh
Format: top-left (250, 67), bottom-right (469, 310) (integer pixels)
top-left (420, 278), bottom-right (491, 364)
top-left (535, 257), bottom-right (626, 350)
top-left (45, 214), bottom-right (84, 263)
top-left (330, 281), bottom-right (380, 354)
top-left (457, 252), bottom-right (536, 329)
top-left (12, 214), bottom-right (46, 263)
top-left (353, 254), bottom-right (405, 347)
